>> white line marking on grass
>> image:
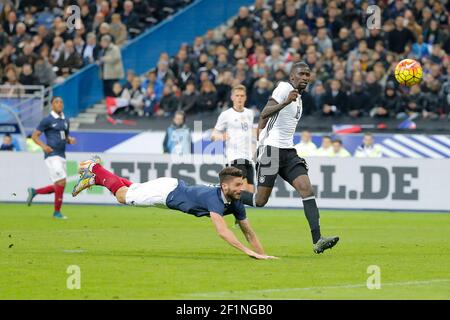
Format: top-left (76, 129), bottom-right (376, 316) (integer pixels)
top-left (186, 279), bottom-right (450, 297)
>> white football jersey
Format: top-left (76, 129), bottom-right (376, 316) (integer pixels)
top-left (258, 81), bottom-right (303, 149)
top-left (214, 107), bottom-right (254, 162)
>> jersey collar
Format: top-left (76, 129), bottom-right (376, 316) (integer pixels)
top-left (51, 111), bottom-right (65, 119)
top-left (220, 189), bottom-right (231, 206)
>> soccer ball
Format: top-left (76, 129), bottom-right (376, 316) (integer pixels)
top-left (394, 59), bottom-right (423, 87)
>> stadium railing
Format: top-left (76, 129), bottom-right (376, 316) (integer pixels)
top-left (0, 85), bottom-right (51, 130)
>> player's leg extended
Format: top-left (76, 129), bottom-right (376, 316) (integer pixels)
top-left (72, 161), bottom-right (127, 197)
top-left (53, 178), bottom-right (66, 219)
top-left (27, 185), bottom-right (55, 206)
top-left (27, 156), bottom-right (65, 206)
top-left (290, 174), bottom-right (321, 243)
top-left (290, 174), bottom-right (339, 253)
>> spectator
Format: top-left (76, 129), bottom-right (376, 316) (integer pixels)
top-left (143, 83), bottom-right (158, 117)
top-left (423, 19), bottom-right (445, 45)
top-left (110, 13), bottom-right (127, 46)
top-left (50, 36), bottom-right (65, 64)
top-left (3, 10), bottom-right (17, 36)
top-left (156, 59), bottom-right (175, 83)
top-left (354, 133), bottom-right (383, 158)
top-left (322, 79), bottom-right (347, 117)
top-left (73, 35), bottom-right (85, 56)
top-left (249, 77), bottom-right (272, 112)
top-left (347, 82), bottom-right (370, 118)
top-left (178, 62), bottom-right (196, 90)
top-left (82, 32), bottom-right (100, 65)
top-left (34, 55), bottom-right (56, 86)
top-left (141, 69), bottom-right (164, 102)
top-left (180, 81), bottom-right (199, 114)
top-left (158, 84), bottom-right (179, 117)
top-left (0, 134), bottom-right (14, 151)
top-left (163, 111), bottom-right (191, 155)
top-left (97, 22), bottom-right (115, 44)
top-left (129, 77), bottom-right (144, 117)
top-left (315, 28), bottom-right (333, 53)
top-left (233, 6), bottom-right (253, 32)
top-left (11, 22), bottom-right (30, 49)
top-left (54, 40), bottom-right (82, 77)
top-left (1, 65), bottom-right (23, 96)
top-left (98, 34), bottom-right (125, 97)
top-left (371, 82), bottom-right (400, 118)
top-left (197, 81), bottom-right (218, 113)
top-left (294, 130), bottom-right (318, 158)
top-left (315, 135), bottom-right (334, 157)
top-left (121, 0), bottom-right (140, 36)
top-left (311, 80), bottom-right (326, 113)
top-left (387, 16), bottom-right (415, 54)
top-left (105, 81), bottom-right (131, 115)
top-left (331, 139), bottom-right (351, 158)
top-left (15, 43), bottom-right (38, 67)
top-left (215, 70), bottom-right (233, 109)
top-left (19, 63), bottom-right (38, 86)
top-left (365, 72), bottom-right (383, 111)
top-left (265, 44), bottom-right (288, 74)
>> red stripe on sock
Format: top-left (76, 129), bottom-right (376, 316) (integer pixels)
top-left (35, 185), bottom-right (55, 194)
top-left (54, 184), bottom-right (64, 212)
top-left (92, 164), bottom-right (125, 195)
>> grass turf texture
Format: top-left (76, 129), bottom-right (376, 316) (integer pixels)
top-left (1, 203), bottom-right (449, 300)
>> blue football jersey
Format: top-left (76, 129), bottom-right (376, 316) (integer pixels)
top-left (36, 111), bottom-right (70, 159)
top-left (166, 180), bottom-right (247, 220)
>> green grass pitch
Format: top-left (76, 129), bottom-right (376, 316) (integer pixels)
top-left (1, 203), bottom-right (449, 299)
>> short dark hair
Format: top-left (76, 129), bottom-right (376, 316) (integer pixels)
top-left (219, 167), bottom-right (243, 184)
top-left (290, 61), bottom-right (310, 74)
top-left (51, 96), bottom-right (62, 103)
top-left (333, 139), bottom-right (343, 145)
top-left (323, 135), bottom-right (332, 141)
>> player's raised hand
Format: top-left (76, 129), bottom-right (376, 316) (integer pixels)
top-left (286, 89), bottom-right (299, 104)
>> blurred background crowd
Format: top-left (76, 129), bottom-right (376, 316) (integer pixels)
top-left (0, 0), bottom-right (192, 88)
top-left (2, 0), bottom-right (450, 121)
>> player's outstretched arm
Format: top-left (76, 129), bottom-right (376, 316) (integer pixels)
top-left (210, 212), bottom-right (277, 260)
top-left (237, 219), bottom-right (265, 255)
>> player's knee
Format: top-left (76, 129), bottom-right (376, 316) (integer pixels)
top-left (115, 187), bottom-right (128, 204)
top-left (300, 187), bottom-right (315, 199)
top-left (255, 196), bottom-right (268, 207)
top-left (55, 179), bottom-right (66, 187)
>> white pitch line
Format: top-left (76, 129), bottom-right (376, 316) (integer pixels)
top-left (186, 279), bottom-right (450, 297)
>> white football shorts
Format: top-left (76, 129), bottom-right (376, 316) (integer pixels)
top-left (44, 155), bottom-right (67, 182)
top-left (125, 177), bottom-right (179, 207)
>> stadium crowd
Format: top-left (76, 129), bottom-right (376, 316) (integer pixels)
top-left (0, 0), bottom-right (192, 89)
top-left (106, 0), bottom-right (450, 121)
